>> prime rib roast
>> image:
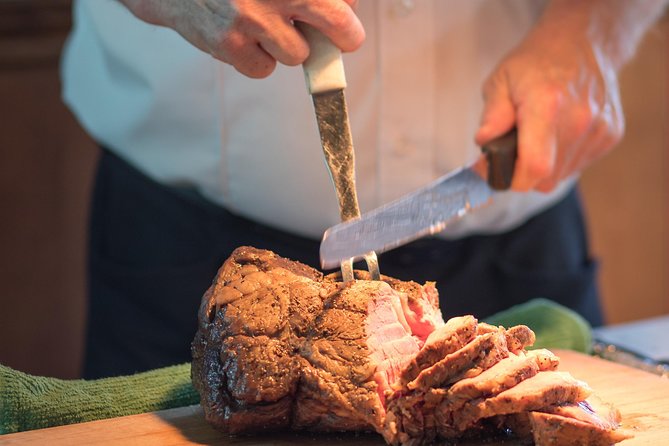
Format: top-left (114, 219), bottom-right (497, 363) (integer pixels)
top-left (191, 247), bottom-right (632, 445)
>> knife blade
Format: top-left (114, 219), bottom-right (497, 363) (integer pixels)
top-left (319, 129), bottom-right (518, 269)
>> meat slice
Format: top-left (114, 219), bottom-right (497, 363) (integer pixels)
top-left (549, 396), bottom-right (623, 427)
top-left (476, 323), bottom-right (535, 354)
top-left (363, 282), bottom-right (422, 386)
top-left (398, 315), bottom-right (478, 385)
top-left (526, 395), bottom-right (634, 445)
top-left (407, 330), bottom-right (508, 391)
top-left (446, 352), bottom-right (541, 403)
top-left (192, 247), bottom-right (632, 446)
top-left (385, 350), bottom-right (570, 444)
top-left (526, 348), bottom-right (560, 371)
top-left (529, 410), bottom-right (633, 446)
top-left (388, 353), bottom-right (541, 443)
top-left (504, 325), bottom-right (536, 353)
top-left (451, 371), bottom-right (593, 431)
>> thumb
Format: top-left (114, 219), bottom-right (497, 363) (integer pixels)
top-left (475, 76), bottom-right (516, 146)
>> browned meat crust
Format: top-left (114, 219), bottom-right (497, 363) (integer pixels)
top-left (192, 247), bottom-right (631, 446)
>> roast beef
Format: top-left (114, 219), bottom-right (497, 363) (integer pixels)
top-left (191, 247), bottom-right (632, 445)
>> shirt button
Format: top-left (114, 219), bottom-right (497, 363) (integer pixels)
top-left (391, 0), bottom-right (415, 17)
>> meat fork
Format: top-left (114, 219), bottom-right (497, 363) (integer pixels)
top-left (299, 24), bottom-right (380, 282)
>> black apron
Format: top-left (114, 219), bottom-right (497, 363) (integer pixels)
top-left (84, 149), bottom-right (601, 378)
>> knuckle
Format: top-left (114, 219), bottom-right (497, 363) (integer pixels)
top-left (326, 5), bottom-right (351, 29)
top-left (540, 86), bottom-right (563, 113)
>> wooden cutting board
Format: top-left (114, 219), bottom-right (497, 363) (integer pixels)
top-left (1, 350), bottom-right (668, 446)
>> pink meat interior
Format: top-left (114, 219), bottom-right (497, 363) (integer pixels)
top-left (365, 281), bottom-right (444, 405)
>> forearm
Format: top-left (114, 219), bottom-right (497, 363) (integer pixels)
top-left (537, 0), bottom-right (669, 71)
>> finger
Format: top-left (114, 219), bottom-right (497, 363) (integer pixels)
top-left (225, 2), bottom-right (310, 66)
top-left (257, 20), bottom-right (310, 66)
top-left (293, 0), bottom-right (365, 52)
top-left (234, 43), bottom-right (277, 78)
top-left (513, 90), bottom-right (560, 191)
top-left (216, 30), bottom-right (277, 78)
top-left (475, 73), bottom-right (516, 146)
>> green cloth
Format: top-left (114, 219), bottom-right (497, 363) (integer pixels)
top-left (0, 363), bottom-right (198, 435)
top-left (484, 298), bottom-right (593, 354)
top-left (0, 298), bottom-right (591, 435)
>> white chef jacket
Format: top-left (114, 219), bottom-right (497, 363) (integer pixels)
top-left (61, 0), bottom-right (574, 240)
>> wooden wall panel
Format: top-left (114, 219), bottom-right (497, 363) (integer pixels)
top-left (580, 18), bottom-right (669, 323)
top-left (0, 0), bottom-right (97, 379)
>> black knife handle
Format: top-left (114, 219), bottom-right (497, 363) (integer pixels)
top-left (481, 128), bottom-right (518, 191)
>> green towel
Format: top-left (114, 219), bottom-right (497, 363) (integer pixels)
top-left (0, 363), bottom-right (198, 435)
top-left (484, 298), bottom-right (593, 353)
top-left (0, 298), bottom-right (591, 435)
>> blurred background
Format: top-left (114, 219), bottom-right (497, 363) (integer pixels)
top-left (0, 1), bottom-right (667, 379)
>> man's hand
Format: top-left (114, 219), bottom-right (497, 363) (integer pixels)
top-left (475, 0), bottom-right (667, 192)
top-left (119, 0), bottom-right (364, 78)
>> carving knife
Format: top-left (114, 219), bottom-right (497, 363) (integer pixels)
top-left (298, 23), bottom-right (380, 281)
top-left (319, 130), bottom-right (518, 269)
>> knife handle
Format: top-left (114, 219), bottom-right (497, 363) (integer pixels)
top-left (296, 23), bottom-right (347, 94)
top-left (481, 128), bottom-right (518, 191)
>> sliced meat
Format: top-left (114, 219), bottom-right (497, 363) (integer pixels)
top-left (504, 325), bottom-right (536, 353)
top-left (476, 323), bottom-right (536, 354)
top-left (529, 410), bottom-right (633, 446)
top-left (501, 396), bottom-right (633, 446)
top-left (451, 371), bottom-right (593, 430)
top-left (382, 278), bottom-right (444, 341)
top-left (416, 352), bottom-right (556, 441)
top-left (476, 322), bottom-right (499, 335)
top-left (407, 330), bottom-right (508, 390)
top-left (550, 396), bottom-right (623, 427)
top-left (446, 352), bottom-right (541, 403)
top-left (383, 330), bottom-right (511, 445)
top-left (192, 246), bottom-right (631, 446)
top-left (360, 280), bottom-right (428, 405)
top-left (399, 315), bottom-right (478, 385)
top-left (526, 348), bottom-right (560, 371)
